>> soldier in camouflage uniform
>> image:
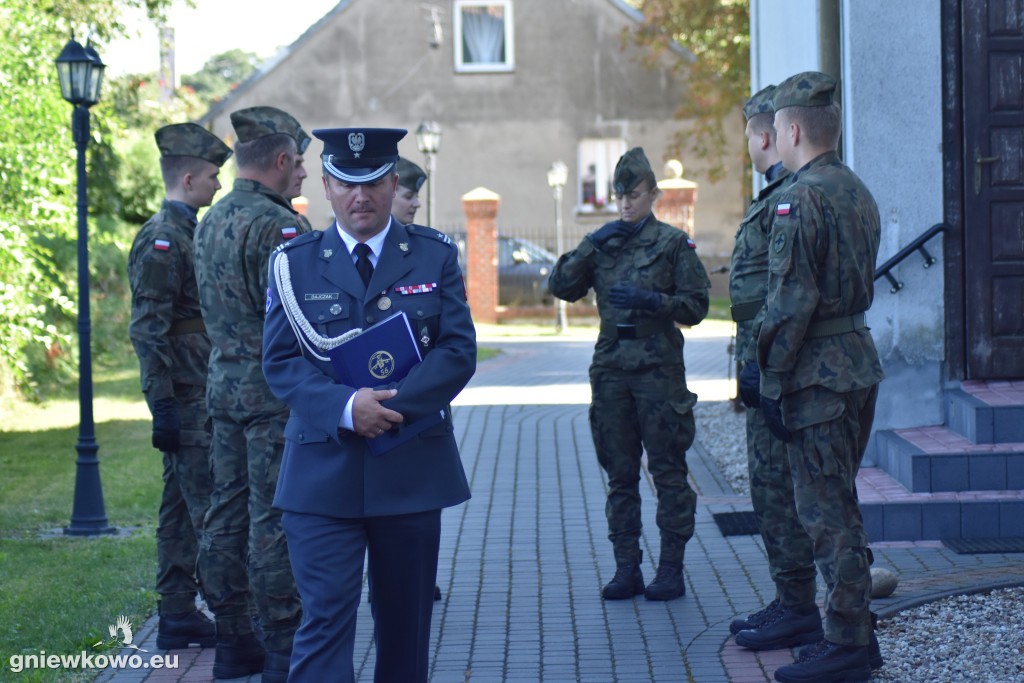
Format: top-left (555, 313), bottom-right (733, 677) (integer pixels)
top-left (128, 123), bottom-right (231, 651)
top-left (728, 87), bottom-right (820, 649)
top-left (549, 148), bottom-right (710, 602)
top-left (753, 72), bottom-right (885, 683)
top-left (193, 106), bottom-right (310, 683)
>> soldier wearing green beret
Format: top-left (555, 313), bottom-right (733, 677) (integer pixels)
top-left (193, 105), bottom-right (310, 682)
top-left (751, 71), bottom-right (885, 683)
top-left (549, 147), bottom-right (710, 602)
top-left (128, 122), bottom-right (230, 652)
top-left (727, 85), bottom-right (820, 650)
top-left (392, 156), bottom-right (426, 225)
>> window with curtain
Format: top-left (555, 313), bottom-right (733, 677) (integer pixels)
top-left (454, 0), bottom-right (514, 73)
top-left (578, 138), bottom-right (627, 213)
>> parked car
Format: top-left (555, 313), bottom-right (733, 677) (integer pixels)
top-left (451, 234), bottom-right (558, 307)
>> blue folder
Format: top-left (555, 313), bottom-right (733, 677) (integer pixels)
top-left (328, 310), bottom-right (443, 455)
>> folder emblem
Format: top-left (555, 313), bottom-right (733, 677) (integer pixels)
top-left (369, 350), bottom-right (396, 380)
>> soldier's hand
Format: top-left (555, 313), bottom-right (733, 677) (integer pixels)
top-left (759, 395), bottom-right (792, 442)
top-left (151, 398), bottom-right (181, 452)
top-left (608, 284), bottom-right (661, 311)
top-left (352, 388), bottom-right (404, 438)
top-left (738, 362), bottom-right (761, 408)
top-left (587, 220), bottom-right (632, 248)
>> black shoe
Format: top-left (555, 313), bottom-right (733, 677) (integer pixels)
top-left (156, 610), bottom-right (216, 650)
top-left (434, 584), bottom-right (442, 601)
top-left (735, 605), bottom-right (823, 651)
top-left (643, 562), bottom-right (685, 601)
top-left (793, 631), bottom-right (882, 671)
top-left (730, 599), bottom-right (781, 635)
top-left (261, 647), bottom-right (292, 683)
top-left (774, 639), bottom-right (872, 683)
top-left (213, 633), bottom-right (265, 680)
top-left (601, 562), bottom-right (644, 600)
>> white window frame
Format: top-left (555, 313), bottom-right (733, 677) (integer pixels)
top-left (454, 0), bottom-right (515, 73)
top-left (577, 138), bottom-right (627, 213)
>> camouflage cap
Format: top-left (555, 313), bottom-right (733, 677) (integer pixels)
top-left (773, 71), bottom-right (837, 111)
top-left (395, 157), bottom-right (427, 192)
top-left (612, 147), bottom-right (655, 195)
top-left (229, 106), bottom-right (310, 153)
top-left (154, 123), bottom-right (232, 166)
top-left (743, 84), bottom-right (776, 120)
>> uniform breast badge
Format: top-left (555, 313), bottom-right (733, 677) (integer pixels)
top-left (377, 296), bottom-right (392, 311)
top-left (323, 249), bottom-right (333, 258)
top-left (330, 304), bottom-right (343, 315)
top-left (399, 243), bottom-right (409, 252)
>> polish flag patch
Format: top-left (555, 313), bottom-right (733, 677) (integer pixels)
top-left (281, 226), bottom-right (298, 239)
top-left (154, 239), bottom-right (171, 251)
top-left (776, 203), bottom-right (792, 216)
top-left (686, 238), bottom-right (697, 249)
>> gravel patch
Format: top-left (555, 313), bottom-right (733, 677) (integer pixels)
top-left (693, 399), bottom-right (749, 496)
top-left (693, 400), bottom-right (1024, 682)
top-left (874, 587), bottom-right (1024, 682)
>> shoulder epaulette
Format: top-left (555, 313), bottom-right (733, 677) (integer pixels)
top-left (407, 224), bottom-right (454, 247)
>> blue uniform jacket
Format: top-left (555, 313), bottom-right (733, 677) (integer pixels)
top-left (262, 221), bottom-right (476, 518)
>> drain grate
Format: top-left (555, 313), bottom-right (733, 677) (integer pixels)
top-left (942, 536), bottom-right (1024, 554)
top-left (712, 511), bottom-right (761, 537)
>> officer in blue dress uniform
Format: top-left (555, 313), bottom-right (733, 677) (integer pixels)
top-left (261, 127), bottom-right (476, 682)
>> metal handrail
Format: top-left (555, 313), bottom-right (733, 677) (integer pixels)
top-left (874, 222), bottom-right (950, 294)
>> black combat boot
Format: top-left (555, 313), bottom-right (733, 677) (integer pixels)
top-left (261, 646), bottom-right (292, 683)
top-left (156, 605), bottom-right (217, 650)
top-left (730, 598), bottom-right (781, 635)
top-left (213, 632), bottom-right (265, 680)
top-left (602, 560), bottom-right (644, 600)
top-left (735, 604), bottom-right (822, 650)
top-left (773, 639), bottom-right (872, 683)
top-left (643, 561), bottom-right (685, 601)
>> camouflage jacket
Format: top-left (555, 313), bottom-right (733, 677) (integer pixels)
top-left (757, 152), bottom-right (885, 413)
top-left (549, 215), bottom-right (710, 371)
top-left (128, 200), bottom-right (212, 406)
top-left (194, 178), bottom-right (311, 415)
top-left (729, 165), bottom-right (792, 363)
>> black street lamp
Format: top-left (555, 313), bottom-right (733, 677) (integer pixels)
top-left (415, 121), bottom-right (442, 227)
top-left (546, 161), bottom-right (569, 333)
top-left (56, 35), bottom-right (115, 536)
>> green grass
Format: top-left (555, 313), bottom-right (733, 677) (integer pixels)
top-left (0, 361), bottom-right (159, 682)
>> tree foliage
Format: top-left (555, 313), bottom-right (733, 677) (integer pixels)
top-left (0, 0), bottom-right (174, 396)
top-left (623, 0), bottom-right (750, 182)
top-left (181, 48), bottom-right (260, 104)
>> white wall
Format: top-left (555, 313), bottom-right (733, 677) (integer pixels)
top-left (750, 0), bottom-right (947, 463)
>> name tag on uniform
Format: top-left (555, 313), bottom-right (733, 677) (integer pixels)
top-left (305, 293), bottom-right (340, 301)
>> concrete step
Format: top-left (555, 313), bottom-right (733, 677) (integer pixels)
top-left (857, 466), bottom-right (1024, 542)
top-left (946, 385), bottom-right (1024, 444)
top-left (874, 426), bottom-right (1024, 493)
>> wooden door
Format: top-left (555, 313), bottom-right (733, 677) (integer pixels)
top-left (962, 0), bottom-right (1024, 378)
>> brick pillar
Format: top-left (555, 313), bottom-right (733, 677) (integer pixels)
top-left (657, 160), bottom-right (698, 235)
top-left (461, 187), bottom-right (500, 324)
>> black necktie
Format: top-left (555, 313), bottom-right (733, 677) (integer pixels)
top-left (354, 243), bottom-right (374, 286)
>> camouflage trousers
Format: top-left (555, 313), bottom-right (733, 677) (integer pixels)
top-left (589, 364), bottom-right (697, 566)
top-left (745, 407), bottom-right (817, 607)
top-left (199, 409), bottom-right (301, 651)
top-left (156, 385), bottom-right (213, 615)
top-left (783, 383), bottom-right (878, 647)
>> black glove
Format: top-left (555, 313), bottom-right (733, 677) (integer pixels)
top-left (587, 221), bottom-right (632, 248)
top-left (759, 395), bottom-right (792, 443)
top-left (608, 284), bottom-right (661, 311)
top-left (738, 362), bottom-right (761, 409)
top-left (151, 398), bottom-right (181, 452)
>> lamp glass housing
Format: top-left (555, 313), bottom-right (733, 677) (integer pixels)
top-left (547, 160), bottom-right (568, 189)
top-left (416, 120), bottom-right (442, 155)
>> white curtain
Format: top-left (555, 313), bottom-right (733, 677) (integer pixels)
top-left (462, 7), bottom-right (504, 64)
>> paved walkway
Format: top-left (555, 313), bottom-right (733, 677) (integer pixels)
top-left (96, 321), bottom-right (1024, 683)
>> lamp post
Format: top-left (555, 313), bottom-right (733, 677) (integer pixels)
top-left (56, 35), bottom-right (115, 536)
top-left (547, 161), bottom-right (569, 333)
top-left (415, 121), bottom-right (442, 227)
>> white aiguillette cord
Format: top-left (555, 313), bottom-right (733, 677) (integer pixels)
top-left (273, 251), bottom-right (361, 361)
